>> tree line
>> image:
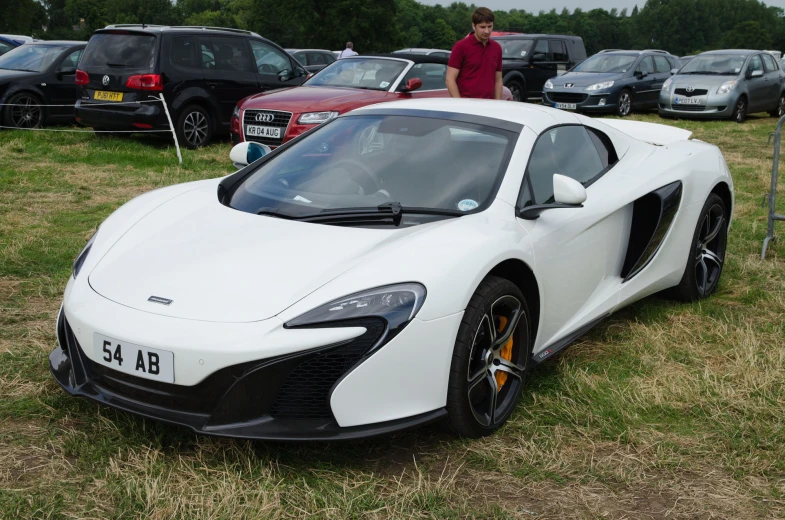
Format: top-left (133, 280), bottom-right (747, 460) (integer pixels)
top-left (2, 0), bottom-right (784, 57)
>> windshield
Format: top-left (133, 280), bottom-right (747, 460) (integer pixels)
top-left (573, 54), bottom-right (637, 73)
top-left (228, 114), bottom-right (517, 223)
top-left (679, 54), bottom-right (746, 75)
top-left (498, 39), bottom-right (533, 59)
top-left (0, 45), bottom-right (68, 72)
top-left (305, 58), bottom-right (408, 90)
top-left (80, 33), bottom-right (156, 70)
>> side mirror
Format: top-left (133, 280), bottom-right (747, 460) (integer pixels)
top-left (750, 69), bottom-right (764, 78)
top-left (517, 175), bottom-right (586, 220)
top-left (401, 77), bottom-right (422, 92)
top-left (230, 141), bottom-right (272, 169)
top-left (295, 67), bottom-right (307, 77)
top-left (670, 68), bottom-right (679, 75)
top-left (532, 53), bottom-right (546, 63)
top-left (636, 70), bottom-right (648, 78)
top-left (277, 69), bottom-right (293, 82)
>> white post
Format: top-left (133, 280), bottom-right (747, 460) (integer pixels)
top-left (158, 93), bottom-right (182, 165)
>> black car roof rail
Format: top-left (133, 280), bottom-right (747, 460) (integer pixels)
top-left (103, 24), bottom-right (261, 37)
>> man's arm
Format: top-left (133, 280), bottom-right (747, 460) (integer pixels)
top-left (494, 70), bottom-right (503, 100)
top-left (446, 66), bottom-right (461, 98)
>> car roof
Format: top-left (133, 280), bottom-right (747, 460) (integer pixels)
top-left (493, 34), bottom-right (582, 40)
top-left (393, 48), bottom-right (449, 53)
top-left (599, 50), bottom-right (675, 57)
top-left (701, 49), bottom-right (758, 56)
top-left (286, 49), bottom-right (332, 53)
top-left (100, 24), bottom-right (263, 38)
top-left (361, 53), bottom-right (449, 64)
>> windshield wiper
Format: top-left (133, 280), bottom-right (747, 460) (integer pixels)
top-left (256, 202), bottom-right (464, 226)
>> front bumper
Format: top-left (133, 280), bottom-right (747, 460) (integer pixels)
top-left (51, 309), bottom-right (447, 440)
top-left (543, 90), bottom-right (617, 113)
top-left (658, 90), bottom-right (735, 118)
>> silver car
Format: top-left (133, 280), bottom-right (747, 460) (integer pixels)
top-left (659, 49), bottom-right (785, 123)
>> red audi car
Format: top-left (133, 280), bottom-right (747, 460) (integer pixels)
top-left (231, 54), bottom-right (513, 148)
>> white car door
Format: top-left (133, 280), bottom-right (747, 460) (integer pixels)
top-left (516, 125), bottom-right (630, 358)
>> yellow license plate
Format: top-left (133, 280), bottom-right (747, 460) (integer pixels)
top-left (94, 91), bottom-right (123, 102)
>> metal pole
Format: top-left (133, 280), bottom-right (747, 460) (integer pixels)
top-left (158, 93), bottom-right (182, 165)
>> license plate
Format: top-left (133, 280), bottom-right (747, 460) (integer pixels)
top-left (246, 125), bottom-right (281, 138)
top-left (554, 102), bottom-right (577, 110)
top-left (94, 333), bottom-right (174, 383)
top-left (94, 91), bottom-right (123, 102)
top-left (675, 97), bottom-right (703, 105)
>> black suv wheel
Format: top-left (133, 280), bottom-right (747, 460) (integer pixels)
top-left (177, 105), bottom-right (212, 149)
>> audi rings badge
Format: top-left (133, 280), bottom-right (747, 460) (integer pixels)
top-left (255, 113), bottom-right (274, 123)
top-left (102, 75), bottom-right (110, 86)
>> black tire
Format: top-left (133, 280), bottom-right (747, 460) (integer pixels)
top-left (769, 93), bottom-right (785, 118)
top-left (616, 89), bottom-right (632, 117)
top-left (505, 79), bottom-right (525, 102)
top-left (2, 92), bottom-right (45, 129)
top-left (176, 105), bottom-right (212, 149)
top-left (732, 96), bottom-right (747, 123)
top-left (445, 276), bottom-right (531, 438)
top-left (665, 194), bottom-right (728, 302)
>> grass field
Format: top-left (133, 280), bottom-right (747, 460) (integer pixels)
top-left (1, 112), bottom-right (784, 519)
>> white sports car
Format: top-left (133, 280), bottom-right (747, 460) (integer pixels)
top-left (51, 99), bottom-right (733, 440)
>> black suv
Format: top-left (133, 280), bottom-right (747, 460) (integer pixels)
top-left (492, 34), bottom-right (587, 102)
top-left (75, 25), bottom-right (309, 148)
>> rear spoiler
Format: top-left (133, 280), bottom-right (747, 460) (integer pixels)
top-left (598, 119), bottom-right (692, 145)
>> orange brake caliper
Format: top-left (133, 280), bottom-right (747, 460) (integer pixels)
top-left (495, 316), bottom-right (513, 388)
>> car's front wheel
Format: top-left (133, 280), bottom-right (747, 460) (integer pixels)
top-left (769, 93), bottom-right (785, 118)
top-left (176, 105), bottom-right (213, 149)
top-left (732, 96), bottom-right (747, 123)
top-left (3, 92), bottom-right (45, 129)
top-left (506, 79), bottom-right (524, 102)
top-left (616, 89), bottom-right (632, 117)
top-left (445, 276), bottom-right (531, 438)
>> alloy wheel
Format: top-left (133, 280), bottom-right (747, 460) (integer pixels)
top-left (778, 96), bottom-right (785, 118)
top-left (10, 95), bottom-right (42, 128)
top-left (618, 92), bottom-right (631, 116)
top-left (466, 295), bottom-right (526, 427)
top-left (509, 83), bottom-right (522, 102)
top-left (735, 99), bottom-right (746, 123)
top-left (183, 111), bottom-right (208, 147)
top-left (694, 203), bottom-right (726, 296)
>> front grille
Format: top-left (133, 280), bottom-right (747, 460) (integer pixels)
top-left (549, 92), bottom-right (589, 103)
top-left (672, 104), bottom-right (706, 112)
top-left (243, 109), bottom-right (291, 146)
top-left (270, 318), bottom-right (386, 419)
top-left (674, 88), bottom-right (708, 97)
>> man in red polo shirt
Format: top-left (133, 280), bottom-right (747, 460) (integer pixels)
top-left (446, 7), bottom-right (503, 100)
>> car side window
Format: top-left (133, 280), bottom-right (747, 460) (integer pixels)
top-left (748, 55), bottom-right (763, 73)
top-left (636, 56), bottom-right (654, 74)
top-left (654, 56), bottom-right (671, 73)
top-left (550, 40), bottom-right (567, 62)
top-left (293, 52), bottom-right (308, 65)
top-left (200, 37), bottom-right (252, 72)
top-left (0, 42), bottom-right (12, 55)
top-left (170, 36), bottom-right (198, 69)
top-left (534, 40), bottom-right (550, 61)
top-left (521, 126), bottom-right (607, 206)
top-left (399, 63), bottom-right (447, 91)
top-left (762, 53), bottom-right (777, 72)
top-left (309, 52), bottom-right (326, 65)
top-left (58, 49), bottom-right (82, 71)
top-left (248, 39), bottom-right (290, 74)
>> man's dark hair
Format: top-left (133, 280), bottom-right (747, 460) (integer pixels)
top-left (346, 42), bottom-right (353, 49)
top-left (472, 7), bottom-right (494, 25)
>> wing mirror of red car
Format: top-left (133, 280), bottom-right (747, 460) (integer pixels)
top-left (402, 78), bottom-right (423, 92)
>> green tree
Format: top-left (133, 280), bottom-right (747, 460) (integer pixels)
top-left (430, 18), bottom-right (456, 49)
top-left (724, 20), bottom-right (771, 49)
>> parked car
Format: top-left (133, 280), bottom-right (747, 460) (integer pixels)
top-left (0, 35), bottom-right (32, 56)
top-left (544, 49), bottom-right (678, 117)
top-left (286, 48), bottom-right (336, 74)
top-left (231, 53), bottom-right (513, 148)
top-left (779, 57), bottom-right (785, 71)
top-left (660, 49), bottom-right (785, 123)
top-left (393, 48), bottom-right (451, 58)
top-left (0, 40), bottom-right (86, 128)
top-left (52, 98), bottom-right (733, 440)
top-left (492, 34), bottom-right (587, 101)
top-left (74, 25), bottom-right (309, 148)
top-left (765, 50), bottom-right (782, 60)
top-left (677, 55), bottom-right (695, 68)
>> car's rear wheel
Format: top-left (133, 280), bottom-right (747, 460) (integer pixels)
top-left (732, 96), bottom-right (747, 123)
top-left (616, 89), bottom-right (632, 117)
top-left (506, 79), bottom-right (524, 102)
top-left (3, 92), bottom-right (45, 129)
top-left (769, 93), bottom-right (785, 118)
top-left (666, 194), bottom-right (728, 302)
top-left (176, 105), bottom-right (212, 149)
top-left (445, 276), bottom-right (531, 438)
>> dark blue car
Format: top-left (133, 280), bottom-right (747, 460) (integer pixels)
top-left (0, 35), bottom-right (31, 56)
top-left (543, 50), bottom-right (678, 117)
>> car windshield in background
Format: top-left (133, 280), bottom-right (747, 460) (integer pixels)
top-left (573, 54), bottom-right (637, 73)
top-left (498, 39), bottom-right (533, 59)
top-left (228, 114), bottom-right (517, 221)
top-left (80, 33), bottom-right (156, 69)
top-left (305, 58), bottom-right (408, 90)
top-left (0, 45), bottom-right (69, 72)
top-left (679, 54), bottom-right (746, 75)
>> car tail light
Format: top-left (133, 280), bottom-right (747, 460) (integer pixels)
top-left (133, 123), bottom-right (153, 129)
top-left (125, 74), bottom-right (163, 91)
top-left (75, 70), bottom-right (89, 85)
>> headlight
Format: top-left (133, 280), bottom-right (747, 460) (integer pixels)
top-left (717, 81), bottom-right (737, 94)
top-left (286, 283), bottom-right (426, 334)
top-left (72, 230), bottom-right (97, 279)
top-left (585, 81), bottom-right (614, 91)
top-left (662, 78), bottom-right (673, 92)
top-left (544, 79), bottom-right (554, 89)
top-left (232, 105), bottom-right (240, 119)
top-left (297, 111), bottom-right (339, 125)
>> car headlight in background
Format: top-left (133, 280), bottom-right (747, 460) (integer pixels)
top-left (585, 81), bottom-right (614, 91)
top-left (297, 111), bottom-right (339, 125)
top-left (662, 78), bottom-right (673, 92)
top-left (718, 81), bottom-right (737, 94)
top-left (232, 105), bottom-right (240, 119)
top-left (286, 283), bottom-right (426, 339)
top-left (544, 79), bottom-right (554, 89)
top-left (72, 230), bottom-right (98, 279)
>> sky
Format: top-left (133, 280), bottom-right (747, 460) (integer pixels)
top-left (417, 0), bottom-right (785, 11)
